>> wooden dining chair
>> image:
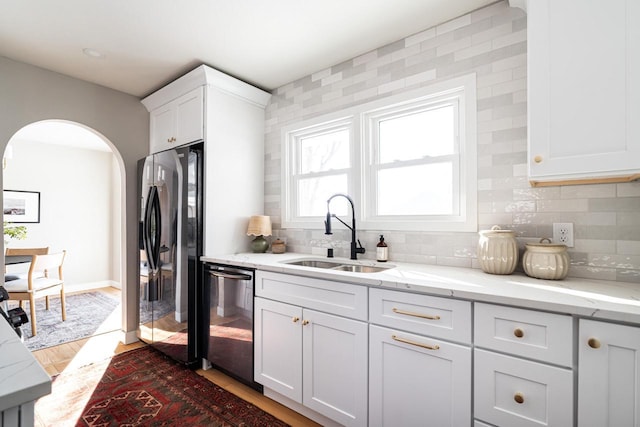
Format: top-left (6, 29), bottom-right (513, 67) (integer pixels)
top-left (5, 247), bottom-right (50, 277)
top-left (3, 251), bottom-right (66, 336)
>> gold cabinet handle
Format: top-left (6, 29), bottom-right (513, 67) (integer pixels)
top-left (588, 338), bottom-right (601, 349)
top-left (392, 307), bottom-right (441, 321)
top-left (302, 320), bottom-right (310, 326)
top-left (167, 137), bottom-right (176, 143)
top-left (514, 393), bottom-right (524, 404)
top-left (292, 317), bottom-right (300, 323)
top-left (392, 335), bottom-right (440, 350)
top-left (534, 155), bottom-right (543, 163)
top-left (514, 328), bottom-right (524, 338)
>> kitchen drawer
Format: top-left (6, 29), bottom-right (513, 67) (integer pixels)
top-left (255, 271), bottom-right (367, 321)
top-left (369, 288), bottom-right (471, 344)
top-left (474, 349), bottom-right (573, 427)
top-left (474, 303), bottom-right (572, 367)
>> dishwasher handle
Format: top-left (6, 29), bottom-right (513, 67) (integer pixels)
top-left (208, 270), bottom-right (252, 281)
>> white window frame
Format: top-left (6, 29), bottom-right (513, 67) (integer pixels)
top-left (281, 73), bottom-right (477, 232)
top-left (281, 114), bottom-right (358, 229)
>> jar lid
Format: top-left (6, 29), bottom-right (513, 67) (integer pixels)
top-left (525, 237), bottom-right (567, 251)
top-left (479, 225), bottom-right (515, 236)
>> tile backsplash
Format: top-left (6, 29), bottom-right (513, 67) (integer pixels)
top-left (263, 0), bottom-right (640, 283)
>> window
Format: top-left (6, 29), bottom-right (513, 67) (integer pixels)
top-left (282, 74), bottom-right (477, 232)
top-left (282, 118), bottom-right (354, 224)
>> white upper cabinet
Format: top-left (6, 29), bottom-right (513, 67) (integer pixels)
top-left (141, 65), bottom-right (271, 255)
top-left (149, 86), bottom-right (204, 153)
top-left (526, 0), bottom-right (640, 186)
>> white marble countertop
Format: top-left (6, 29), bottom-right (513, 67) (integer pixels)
top-left (202, 252), bottom-right (640, 325)
top-left (0, 319), bottom-right (51, 412)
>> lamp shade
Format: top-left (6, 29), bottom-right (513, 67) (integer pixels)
top-left (246, 215), bottom-right (272, 236)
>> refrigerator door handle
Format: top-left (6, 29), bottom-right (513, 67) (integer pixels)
top-left (144, 185), bottom-right (162, 272)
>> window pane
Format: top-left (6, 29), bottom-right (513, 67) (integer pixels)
top-left (300, 129), bottom-right (350, 173)
top-left (379, 105), bottom-right (454, 163)
top-left (377, 163), bottom-right (453, 215)
top-left (298, 174), bottom-right (348, 217)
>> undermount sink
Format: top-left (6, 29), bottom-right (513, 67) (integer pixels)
top-left (285, 259), bottom-right (344, 269)
top-left (331, 264), bottom-right (389, 273)
top-left (282, 258), bottom-right (393, 274)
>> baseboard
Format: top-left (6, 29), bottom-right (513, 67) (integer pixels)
top-left (122, 330), bottom-right (139, 345)
top-left (263, 388), bottom-right (342, 427)
top-left (66, 280), bottom-right (120, 293)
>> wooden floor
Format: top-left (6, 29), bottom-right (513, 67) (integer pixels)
top-left (31, 287), bottom-right (320, 427)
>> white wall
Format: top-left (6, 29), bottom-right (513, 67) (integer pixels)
top-left (265, 1), bottom-right (640, 283)
top-left (4, 140), bottom-right (119, 289)
top-left (0, 56), bottom-right (149, 336)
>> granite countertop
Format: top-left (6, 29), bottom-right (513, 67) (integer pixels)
top-left (202, 252), bottom-right (640, 325)
top-left (0, 320), bottom-right (51, 412)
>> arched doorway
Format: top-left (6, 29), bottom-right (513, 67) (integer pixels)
top-left (3, 119), bottom-right (125, 349)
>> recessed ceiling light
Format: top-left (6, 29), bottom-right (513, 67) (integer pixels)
top-left (82, 48), bottom-right (105, 59)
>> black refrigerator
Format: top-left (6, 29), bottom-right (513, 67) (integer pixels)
top-left (137, 142), bottom-right (203, 367)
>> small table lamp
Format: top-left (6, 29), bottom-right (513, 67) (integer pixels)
top-left (247, 215), bottom-right (272, 253)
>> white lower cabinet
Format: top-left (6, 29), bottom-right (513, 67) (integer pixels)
top-left (254, 297), bottom-right (302, 401)
top-left (254, 271), bottom-right (640, 427)
top-left (369, 325), bottom-right (471, 426)
top-left (578, 319), bottom-right (640, 427)
top-left (474, 303), bottom-right (573, 427)
top-left (474, 349), bottom-right (573, 427)
top-left (254, 281), bottom-right (368, 427)
top-left (369, 288), bottom-right (472, 426)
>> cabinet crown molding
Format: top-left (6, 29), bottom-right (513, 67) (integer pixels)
top-left (508, 0), bottom-right (527, 12)
top-left (141, 64), bottom-right (271, 112)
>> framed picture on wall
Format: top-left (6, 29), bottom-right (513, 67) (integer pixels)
top-left (3, 190), bottom-right (40, 223)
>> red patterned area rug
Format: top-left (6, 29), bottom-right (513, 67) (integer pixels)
top-left (35, 346), bottom-right (289, 427)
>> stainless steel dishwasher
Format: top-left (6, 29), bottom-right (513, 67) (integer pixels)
top-left (202, 263), bottom-right (261, 391)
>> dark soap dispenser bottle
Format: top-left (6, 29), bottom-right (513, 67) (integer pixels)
top-left (376, 235), bottom-right (388, 262)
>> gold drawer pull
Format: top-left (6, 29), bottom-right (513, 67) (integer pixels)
top-left (514, 328), bottom-right (524, 338)
top-left (392, 307), bottom-right (441, 320)
top-left (534, 155), bottom-right (543, 163)
top-left (292, 317), bottom-right (300, 323)
top-left (392, 335), bottom-right (440, 350)
top-left (588, 338), bottom-right (601, 349)
top-left (514, 393), bottom-right (524, 404)
top-left (302, 320), bottom-right (310, 326)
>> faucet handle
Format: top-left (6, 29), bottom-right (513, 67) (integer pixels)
top-left (356, 240), bottom-right (366, 254)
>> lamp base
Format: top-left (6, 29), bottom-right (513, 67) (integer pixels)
top-left (250, 235), bottom-right (269, 253)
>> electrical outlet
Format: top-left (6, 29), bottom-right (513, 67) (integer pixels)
top-left (553, 222), bottom-right (574, 247)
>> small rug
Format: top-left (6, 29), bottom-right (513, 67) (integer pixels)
top-left (7, 291), bottom-right (120, 351)
top-left (35, 346), bottom-right (289, 427)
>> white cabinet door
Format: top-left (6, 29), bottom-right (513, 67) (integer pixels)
top-left (303, 309), bottom-right (368, 427)
top-left (578, 319), bottom-right (640, 427)
top-left (174, 87), bottom-right (204, 145)
top-left (527, 0), bottom-right (640, 185)
top-left (475, 349), bottom-right (573, 427)
top-left (369, 325), bottom-right (471, 427)
top-left (254, 297), bottom-right (302, 402)
top-left (149, 103), bottom-right (175, 154)
top-left (149, 86), bottom-right (204, 153)
top-left (254, 297), bottom-right (368, 426)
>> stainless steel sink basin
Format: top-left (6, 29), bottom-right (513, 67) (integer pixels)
top-left (282, 258), bottom-right (393, 273)
top-left (286, 259), bottom-right (343, 269)
top-left (331, 264), bottom-right (390, 273)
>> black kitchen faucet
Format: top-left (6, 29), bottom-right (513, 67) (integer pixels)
top-left (324, 193), bottom-right (365, 260)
